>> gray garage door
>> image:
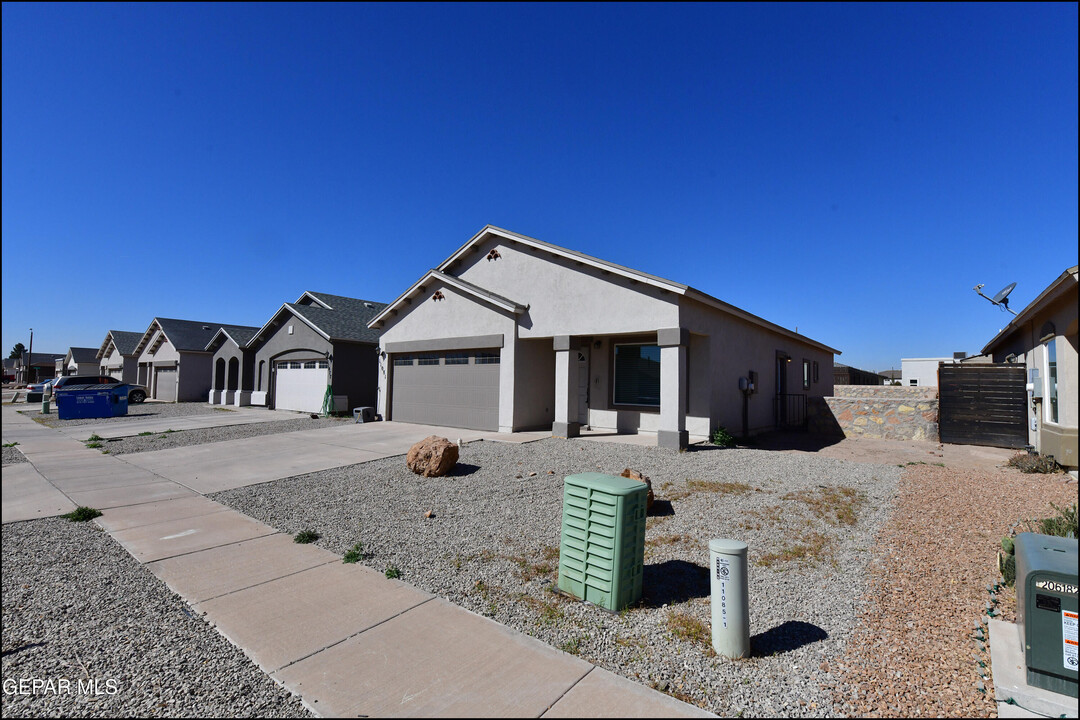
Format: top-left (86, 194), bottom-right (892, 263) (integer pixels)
top-left (391, 350), bottom-right (500, 431)
top-left (154, 366), bottom-right (177, 402)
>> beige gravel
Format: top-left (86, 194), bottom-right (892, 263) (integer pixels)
top-left (830, 458), bottom-right (1077, 718)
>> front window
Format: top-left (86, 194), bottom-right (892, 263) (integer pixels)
top-left (613, 343), bottom-right (661, 407)
top-left (802, 360), bottom-right (811, 390)
top-left (1046, 339), bottom-right (1058, 423)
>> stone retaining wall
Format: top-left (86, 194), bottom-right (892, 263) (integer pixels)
top-left (809, 386), bottom-right (940, 441)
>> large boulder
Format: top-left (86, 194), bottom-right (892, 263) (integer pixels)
top-left (620, 468), bottom-right (654, 512)
top-left (406, 436), bottom-right (459, 477)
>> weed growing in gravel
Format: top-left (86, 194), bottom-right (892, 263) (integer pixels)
top-left (756, 532), bottom-right (829, 567)
top-left (559, 635), bottom-right (585, 655)
top-left (86, 442), bottom-right (103, 449)
top-left (62, 506), bottom-right (102, 522)
top-left (710, 426), bottom-right (736, 447)
top-left (508, 545), bottom-right (560, 582)
top-left (666, 479), bottom-right (754, 501)
top-left (517, 593), bottom-right (564, 626)
top-left (342, 542), bottom-right (365, 563)
top-left (666, 611), bottom-right (711, 647)
top-left (2, 441), bottom-right (18, 447)
top-left (137, 432), bottom-right (153, 437)
top-left (784, 486), bottom-right (863, 526)
top-left (293, 530), bottom-right (320, 544)
top-left (384, 564), bottom-right (401, 579)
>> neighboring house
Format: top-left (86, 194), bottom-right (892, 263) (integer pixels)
top-left (981, 265), bottom-right (1078, 472)
top-left (878, 369), bottom-right (902, 385)
top-left (901, 354), bottom-right (990, 386)
top-left (132, 319), bottom-right (234, 402)
top-left (96, 330), bottom-right (145, 383)
top-left (244, 292), bottom-right (387, 413)
top-left (205, 324), bottom-right (262, 406)
top-left (367, 225), bottom-right (839, 448)
top-left (2, 358), bottom-right (16, 383)
top-left (15, 353), bottom-right (65, 384)
top-left (834, 363), bottom-right (886, 385)
top-left (63, 347), bottom-right (101, 376)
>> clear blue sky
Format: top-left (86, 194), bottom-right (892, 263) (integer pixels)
top-left (3, 3), bottom-right (1077, 373)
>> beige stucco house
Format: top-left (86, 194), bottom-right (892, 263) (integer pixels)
top-left (368, 226), bottom-right (839, 448)
top-left (982, 265), bottom-right (1079, 472)
top-left (97, 330), bottom-right (145, 384)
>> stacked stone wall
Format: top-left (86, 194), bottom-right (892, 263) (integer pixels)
top-left (810, 386), bottom-right (940, 441)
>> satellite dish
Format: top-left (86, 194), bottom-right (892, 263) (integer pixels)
top-left (973, 281), bottom-right (1018, 315)
top-left (992, 282), bottom-right (1016, 305)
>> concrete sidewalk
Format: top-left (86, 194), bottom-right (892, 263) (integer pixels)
top-left (1, 405), bottom-right (712, 717)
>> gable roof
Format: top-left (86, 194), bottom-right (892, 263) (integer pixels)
top-left (205, 324), bottom-right (262, 352)
top-left (134, 318), bottom-right (233, 356)
top-left (67, 347), bottom-right (99, 364)
top-left (97, 330), bottom-right (144, 360)
top-left (247, 293), bottom-right (387, 348)
top-left (981, 265), bottom-right (1079, 355)
top-left (369, 225), bottom-right (840, 355)
top-left (19, 352), bottom-right (66, 366)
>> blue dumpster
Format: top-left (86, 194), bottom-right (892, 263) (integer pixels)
top-left (55, 384), bottom-right (129, 420)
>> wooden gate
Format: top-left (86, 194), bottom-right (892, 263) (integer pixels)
top-left (938, 364), bottom-right (1027, 448)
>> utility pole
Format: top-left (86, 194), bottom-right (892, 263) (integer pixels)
top-left (27, 328), bottom-right (33, 385)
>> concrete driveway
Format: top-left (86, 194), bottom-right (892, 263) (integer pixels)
top-left (120, 421), bottom-right (547, 493)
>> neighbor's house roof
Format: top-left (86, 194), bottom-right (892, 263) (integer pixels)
top-left (981, 266), bottom-right (1079, 355)
top-left (66, 347), bottom-right (100, 365)
top-left (368, 225), bottom-right (840, 355)
top-left (878, 370), bottom-right (902, 380)
top-left (246, 292), bottom-right (387, 348)
top-left (96, 330), bottom-right (145, 360)
top-left (133, 318), bottom-right (232, 357)
top-left (204, 324), bottom-right (263, 353)
top-left (18, 352), bottom-right (65, 367)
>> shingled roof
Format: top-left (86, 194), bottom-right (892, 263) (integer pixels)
top-left (205, 324), bottom-right (263, 352)
top-left (135, 318), bottom-right (233, 356)
top-left (249, 292), bottom-right (387, 347)
top-left (67, 347), bottom-right (99, 364)
top-left (108, 331), bottom-right (143, 356)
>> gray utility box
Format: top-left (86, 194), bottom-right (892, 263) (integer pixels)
top-left (1014, 532), bottom-right (1078, 698)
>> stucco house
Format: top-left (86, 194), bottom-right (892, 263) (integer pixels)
top-left (62, 347), bottom-right (101, 376)
top-left (368, 226), bottom-right (839, 448)
top-left (96, 330), bottom-right (145, 383)
top-left (132, 318), bottom-right (234, 402)
top-left (205, 325), bottom-right (262, 407)
top-left (981, 265), bottom-right (1078, 473)
top-left (243, 292), bottom-right (386, 413)
top-left (15, 353), bottom-right (65, 384)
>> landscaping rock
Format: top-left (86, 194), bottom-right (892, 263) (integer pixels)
top-left (405, 435), bottom-right (459, 477)
top-left (620, 467), bottom-right (654, 511)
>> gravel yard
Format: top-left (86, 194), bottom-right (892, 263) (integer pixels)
top-left (1, 518), bottom-right (310, 718)
top-left (2, 445), bottom-right (27, 465)
top-left (831, 462), bottom-right (1077, 718)
top-left (85, 417), bottom-right (349, 455)
top-left (212, 437), bottom-right (899, 717)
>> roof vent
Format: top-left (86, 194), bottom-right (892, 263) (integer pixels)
top-left (203, 325), bottom-right (210, 330)
top-left (364, 302), bottom-right (373, 308)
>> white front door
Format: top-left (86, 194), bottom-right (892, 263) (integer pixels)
top-left (274, 360), bottom-right (329, 413)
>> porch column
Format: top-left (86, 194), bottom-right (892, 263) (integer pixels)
top-left (552, 335), bottom-right (580, 438)
top-left (658, 327), bottom-right (688, 449)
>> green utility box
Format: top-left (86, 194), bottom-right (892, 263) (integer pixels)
top-left (1015, 532), bottom-right (1078, 698)
top-left (557, 472), bottom-right (647, 611)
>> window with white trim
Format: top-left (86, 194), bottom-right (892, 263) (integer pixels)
top-left (1046, 338), bottom-right (1059, 423)
top-left (303, 361), bottom-right (317, 369)
top-left (613, 343), bottom-right (661, 407)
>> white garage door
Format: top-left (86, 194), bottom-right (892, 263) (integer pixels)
top-left (274, 360), bottom-right (329, 413)
top-left (154, 366), bottom-right (177, 402)
top-left (391, 350), bottom-right (500, 431)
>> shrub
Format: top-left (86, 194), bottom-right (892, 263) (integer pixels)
top-left (384, 564), bottom-right (401, 579)
top-left (1006, 451), bottom-right (1063, 474)
top-left (710, 426), bottom-right (736, 448)
top-left (1037, 502), bottom-right (1078, 539)
top-left (62, 506), bottom-right (102, 522)
top-left (293, 530), bottom-right (320, 544)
